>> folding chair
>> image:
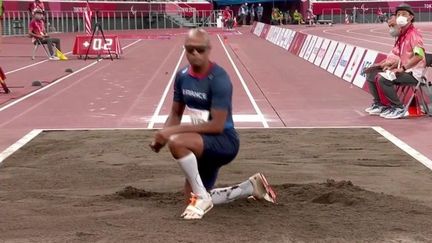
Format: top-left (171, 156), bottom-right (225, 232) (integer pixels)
top-left (399, 53), bottom-right (432, 116)
top-left (31, 38), bottom-right (51, 60)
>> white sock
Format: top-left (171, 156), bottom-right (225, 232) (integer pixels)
top-left (177, 153), bottom-right (209, 199)
top-left (210, 179), bottom-right (253, 205)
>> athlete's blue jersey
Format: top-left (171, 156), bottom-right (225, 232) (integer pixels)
top-left (173, 63), bottom-right (234, 130)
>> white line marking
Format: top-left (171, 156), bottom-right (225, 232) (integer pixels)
top-left (149, 114), bottom-right (262, 123)
top-left (5, 51), bottom-right (73, 75)
top-left (217, 34), bottom-right (269, 128)
top-left (322, 29), bottom-right (394, 48)
top-left (348, 28), bottom-right (432, 47)
top-left (372, 126), bottom-right (432, 171)
top-left (0, 61), bottom-right (99, 112)
top-left (347, 29), bottom-right (395, 41)
top-left (321, 27), bottom-right (431, 48)
top-left (147, 48), bottom-right (185, 129)
top-left (122, 39), bottom-right (142, 49)
top-left (354, 110), bottom-right (366, 116)
top-left (0, 129), bottom-right (43, 164)
top-left (0, 39), bottom-right (142, 113)
top-left (370, 28), bottom-right (432, 44)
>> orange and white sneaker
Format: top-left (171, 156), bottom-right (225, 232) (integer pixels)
top-left (181, 193), bottom-right (213, 220)
top-left (249, 173), bottom-right (277, 203)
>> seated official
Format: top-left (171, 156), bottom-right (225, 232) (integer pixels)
top-left (271, 8), bottom-right (282, 25)
top-left (364, 5), bottom-right (426, 119)
top-left (29, 9), bottom-right (62, 60)
top-left (293, 10), bottom-right (304, 25)
top-left (364, 14), bottom-right (399, 115)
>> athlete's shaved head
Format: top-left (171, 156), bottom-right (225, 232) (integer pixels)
top-left (184, 28), bottom-right (211, 71)
top-left (185, 28), bottom-right (210, 47)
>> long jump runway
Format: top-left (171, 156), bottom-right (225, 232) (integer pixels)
top-left (1, 26), bottom-right (432, 242)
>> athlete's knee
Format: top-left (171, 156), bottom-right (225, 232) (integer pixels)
top-left (167, 133), bottom-right (204, 158)
top-left (167, 134), bottom-right (195, 157)
top-left (167, 134), bottom-right (184, 151)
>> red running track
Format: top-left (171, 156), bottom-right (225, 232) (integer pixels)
top-left (292, 22), bottom-right (432, 53)
top-left (0, 26), bottom-right (432, 164)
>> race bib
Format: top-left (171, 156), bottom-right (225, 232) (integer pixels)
top-left (187, 106), bottom-right (209, 125)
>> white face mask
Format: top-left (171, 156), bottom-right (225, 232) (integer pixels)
top-left (396, 16), bottom-right (409, 27)
top-left (389, 27), bottom-right (400, 37)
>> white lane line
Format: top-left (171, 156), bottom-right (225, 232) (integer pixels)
top-left (0, 39), bottom-right (142, 113)
top-left (348, 29), bottom-right (432, 46)
top-left (322, 29), bottom-right (394, 48)
top-left (119, 39), bottom-right (181, 126)
top-left (0, 61), bottom-right (99, 112)
top-left (4, 39), bottom-right (141, 75)
top-left (354, 110), bottom-right (366, 117)
top-left (0, 129), bottom-right (43, 164)
top-left (321, 27), bottom-right (432, 48)
top-left (147, 48), bottom-right (185, 129)
top-left (122, 39), bottom-right (142, 49)
top-left (347, 29), bottom-right (395, 40)
top-left (372, 126), bottom-right (432, 171)
top-left (217, 34), bottom-right (269, 128)
top-left (5, 51), bottom-right (73, 75)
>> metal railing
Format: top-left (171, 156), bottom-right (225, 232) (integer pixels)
top-left (196, 10), bottom-right (233, 27)
top-left (1, 9), bottom-right (218, 36)
top-left (319, 8), bottom-right (343, 23)
top-left (320, 7), bottom-right (432, 24)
